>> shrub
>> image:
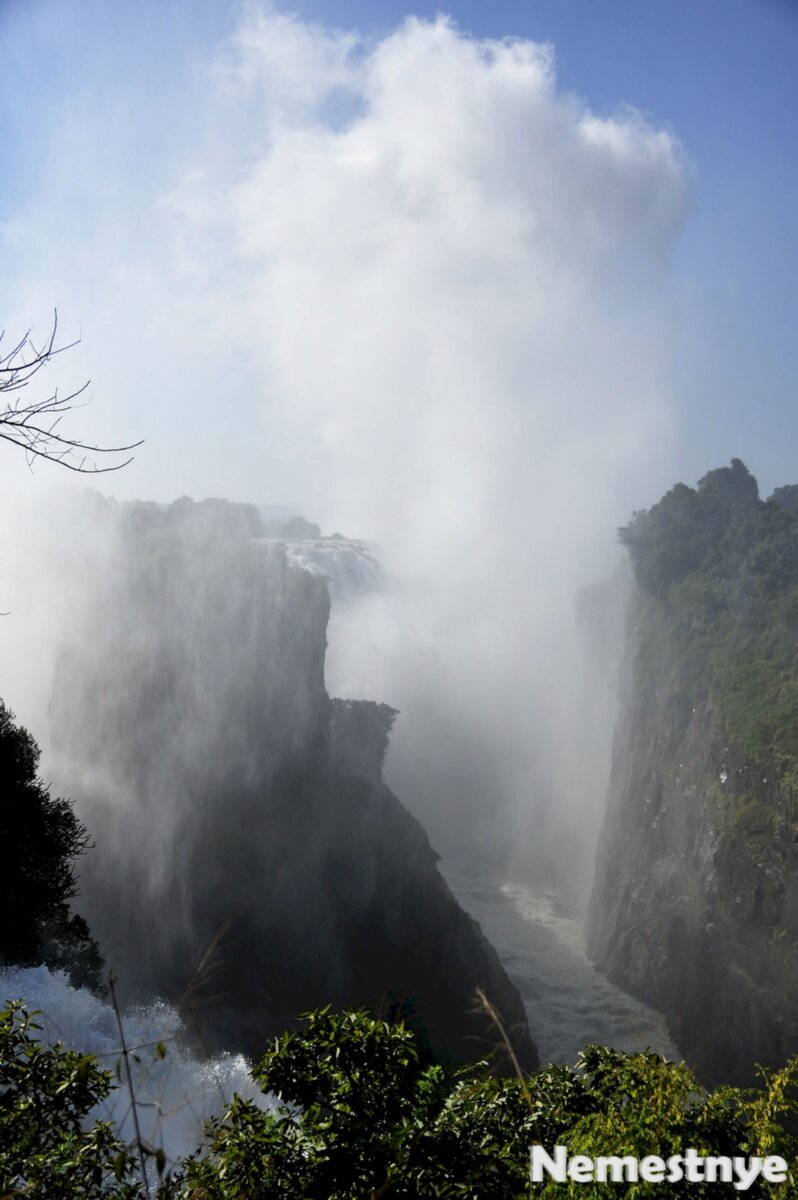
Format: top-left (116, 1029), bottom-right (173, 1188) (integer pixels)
top-left (170, 1009), bottom-right (798, 1199)
top-left (0, 1001), bottom-right (140, 1199)
top-left (2, 1000), bottom-right (796, 1197)
top-left (0, 700), bottom-right (102, 986)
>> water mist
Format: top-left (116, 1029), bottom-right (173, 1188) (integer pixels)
top-left (0, 6), bottom-right (692, 1077)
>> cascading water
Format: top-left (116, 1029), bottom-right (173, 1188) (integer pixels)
top-left (292, 544), bottom-right (682, 1067)
top-left (279, 537), bottom-right (381, 606)
top-left (0, 504), bottom-right (678, 1173)
top-left (0, 966), bottom-right (273, 1169)
top-left (0, 492), bottom-right (535, 1087)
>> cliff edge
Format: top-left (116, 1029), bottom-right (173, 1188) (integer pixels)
top-left (50, 495), bottom-right (536, 1071)
top-left (589, 460), bottom-right (798, 1085)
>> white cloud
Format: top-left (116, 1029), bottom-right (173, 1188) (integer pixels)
top-left (0, 5), bottom-right (690, 872)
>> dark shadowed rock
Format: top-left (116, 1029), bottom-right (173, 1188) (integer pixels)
top-left (50, 495), bottom-right (536, 1071)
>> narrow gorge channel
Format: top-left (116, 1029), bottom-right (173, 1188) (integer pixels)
top-left (441, 861), bottom-right (679, 1066)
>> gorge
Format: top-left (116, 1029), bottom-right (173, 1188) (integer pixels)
top-left (16, 493), bottom-right (535, 1072)
top-left (3, 460), bottom-right (797, 1130)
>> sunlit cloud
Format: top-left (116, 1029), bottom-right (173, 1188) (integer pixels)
top-left (0, 4), bottom-right (690, 874)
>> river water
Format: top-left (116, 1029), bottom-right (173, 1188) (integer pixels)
top-left (307, 541), bottom-right (680, 1069)
top-left (441, 860), bottom-right (680, 1067)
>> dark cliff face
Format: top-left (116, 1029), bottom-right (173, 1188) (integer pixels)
top-left (588, 461), bottom-right (798, 1085)
top-left (50, 496), bottom-right (536, 1071)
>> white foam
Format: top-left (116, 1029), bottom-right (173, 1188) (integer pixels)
top-left (0, 965), bottom-right (273, 1169)
top-left (281, 537), bottom-right (381, 605)
top-left (442, 864), bottom-right (681, 1067)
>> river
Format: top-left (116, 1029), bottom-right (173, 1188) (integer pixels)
top-left (441, 859), bottom-right (680, 1066)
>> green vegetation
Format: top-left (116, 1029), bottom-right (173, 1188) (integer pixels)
top-left (620, 460), bottom-right (798, 822)
top-left (7, 462), bottom-right (798, 1193)
top-left (2, 1003), bottom-right (797, 1198)
top-left (0, 701), bottom-right (102, 986)
top-left (0, 1002), bottom-right (139, 1198)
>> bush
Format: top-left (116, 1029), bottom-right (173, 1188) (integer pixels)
top-left (2, 1001), bottom-right (796, 1197)
top-left (169, 1009), bottom-right (798, 1199)
top-left (0, 699), bottom-right (102, 987)
top-left (0, 1002), bottom-right (140, 1199)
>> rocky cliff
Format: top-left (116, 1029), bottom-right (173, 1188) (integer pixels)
top-left (589, 460), bottom-right (798, 1084)
top-left (49, 495), bottom-right (536, 1071)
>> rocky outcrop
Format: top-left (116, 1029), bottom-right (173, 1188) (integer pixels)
top-left (588, 461), bottom-right (798, 1084)
top-left (50, 495), bottom-right (536, 1070)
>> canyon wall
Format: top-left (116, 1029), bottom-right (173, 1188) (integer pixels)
top-left (49, 495), bottom-right (536, 1070)
top-left (589, 461), bottom-right (798, 1084)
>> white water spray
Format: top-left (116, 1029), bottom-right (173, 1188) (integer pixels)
top-left (0, 966), bottom-right (272, 1168)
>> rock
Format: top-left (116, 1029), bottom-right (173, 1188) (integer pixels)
top-left (589, 464), bottom-right (798, 1085)
top-left (49, 495), bottom-right (536, 1071)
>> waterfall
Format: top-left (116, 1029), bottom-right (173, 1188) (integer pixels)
top-left (0, 965), bottom-right (273, 1168)
top-left (279, 536), bottom-right (382, 605)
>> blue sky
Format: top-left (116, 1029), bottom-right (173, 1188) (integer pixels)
top-left (1, 0), bottom-right (797, 818)
top-left (0, 0), bottom-right (796, 511)
top-left (307, 0), bottom-right (798, 495)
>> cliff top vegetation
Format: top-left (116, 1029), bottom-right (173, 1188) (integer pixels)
top-left (619, 459), bottom-right (798, 819)
top-left (3, 1000), bottom-right (798, 1198)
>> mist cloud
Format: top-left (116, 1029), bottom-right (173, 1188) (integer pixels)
top-left (0, 5), bottom-right (690, 876)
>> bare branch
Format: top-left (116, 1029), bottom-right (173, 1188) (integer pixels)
top-left (0, 310), bottom-right (142, 473)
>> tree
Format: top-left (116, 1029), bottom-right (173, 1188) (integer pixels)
top-left (169, 1008), bottom-right (798, 1199)
top-left (0, 1002), bottom-right (142, 1199)
top-left (0, 700), bottom-right (102, 988)
top-left (1, 1000), bottom-right (797, 1197)
top-left (0, 313), bottom-right (141, 473)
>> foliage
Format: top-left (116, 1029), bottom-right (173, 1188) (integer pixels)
top-left (1, 1002), bottom-right (797, 1197)
top-left (167, 1008), bottom-right (798, 1199)
top-left (0, 1001), bottom-right (141, 1199)
top-left (0, 700), bottom-right (102, 986)
top-left (618, 460), bottom-right (761, 595)
top-left (619, 461), bottom-right (798, 819)
top-left (532, 1047), bottom-right (798, 1198)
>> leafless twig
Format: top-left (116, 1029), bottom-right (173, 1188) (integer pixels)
top-left (108, 972), bottom-right (151, 1199)
top-left (0, 310), bottom-right (142, 473)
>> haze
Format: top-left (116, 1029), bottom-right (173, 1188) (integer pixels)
top-left (1, 0), bottom-right (794, 878)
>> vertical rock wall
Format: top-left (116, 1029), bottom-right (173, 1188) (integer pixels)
top-left (50, 496), bottom-right (537, 1070)
top-left (589, 463), bottom-right (798, 1084)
